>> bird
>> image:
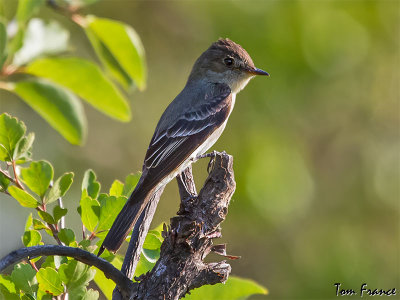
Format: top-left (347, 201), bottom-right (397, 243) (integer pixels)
top-left (98, 38), bottom-right (269, 256)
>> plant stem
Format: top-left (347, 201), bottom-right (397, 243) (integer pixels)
top-left (29, 260), bottom-right (39, 272)
top-left (88, 231), bottom-right (96, 241)
top-left (36, 206), bottom-right (63, 246)
top-left (82, 224), bottom-right (86, 240)
top-left (11, 160), bottom-right (24, 190)
top-left (0, 169), bottom-right (13, 181)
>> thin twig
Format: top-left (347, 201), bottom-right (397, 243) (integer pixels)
top-left (36, 206), bottom-right (63, 246)
top-left (82, 224), bottom-right (86, 240)
top-left (57, 197), bottom-right (65, 229)
top-left (46, 0), bottom-right (86, 26)
top-left (88, 231), bottom-right (96, 241)
top-left (29, 260), bottom-right (39, 272)
top-left (0, 169), bottom-right (13, 181)
top-left (11, 160), bottom-right (24, 190)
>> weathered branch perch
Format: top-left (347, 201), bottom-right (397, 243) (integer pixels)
top-left (127, 151), bottom-right (236, 299)
top-left (0, 152), bottom-right (236, 300)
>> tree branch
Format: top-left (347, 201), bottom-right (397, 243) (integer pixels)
top-left (0, 245), bottom-right (134, 299)
top-left (177, 165), bottom-right (197, 200)
top-left (128, 151), bottom-right (236, 299)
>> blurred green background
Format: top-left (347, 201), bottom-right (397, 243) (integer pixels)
top-left (0, 0), bottom-right (398, 299)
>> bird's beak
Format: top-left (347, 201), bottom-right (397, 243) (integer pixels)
top-left (246, 67), bottom-right (270, 76)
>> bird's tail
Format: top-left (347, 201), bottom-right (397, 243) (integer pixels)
top-left (98, 188), bottom-right (151, 256)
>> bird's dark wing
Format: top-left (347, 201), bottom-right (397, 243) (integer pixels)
top-left (142, 84), bottom-right (232, 186)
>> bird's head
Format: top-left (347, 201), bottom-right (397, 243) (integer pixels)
top-left (188, 38), bottom-right (269, 93)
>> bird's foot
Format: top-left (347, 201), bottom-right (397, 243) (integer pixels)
top-left (195, 150), bottom-right (221, 173)
top-left (196, 150), bottom-right (219, 160)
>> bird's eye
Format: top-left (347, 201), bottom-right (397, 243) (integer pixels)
top-left (224, 57), bottom-right (234, 66)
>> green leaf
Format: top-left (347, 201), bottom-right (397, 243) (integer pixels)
top-left (93, 255), bottom-right (122, 298)
top-left (11, 264), bottom-right (37, 295)
top-left (14, 132), bottom-right (34, 162)
top-left (184, 276), bottom-right (268, 300)
top-left (127, 223), bottom-right (164, 249)
top-left (42, 255), bottom-right (68, 271)
top-left (93, 269), bottom-right (113, 299)
top-left (68, 286), bottom-right (99, 300)
top-left (0, 113), bottom-right (26, 161)
top-left (85, 16), bottom-right (147, 90)
top-left (84, 27), bottom-right (132, 90)
top-left (53, 206), bottom-right (68, 223)
top-left (143, 232), bottom-right (162, 250)
top-left (8, 186), bottom-right (39, 208)
top-left (78, 239), bottom-right (91, 249)
top-left (46, 172), bottom-right (74, 204)
top-left (32, 218), bottom-right (47, 230)
top-left (79, 195), bottom-right (100, 232)
top-left (36, 267), bottom-right (63, 296)
top-left (41, 256), bottom-right (55, 269)
top-left (109, 180), bottom-right (123, 197)
top-left (142, 248), bottom-right (160, 264)
top-left (20, 160), bottom-right (53, 198)
top-left (0, 274), bottom-right (19, 300)
top-left (0, 274), bottom-right (17, 294)
top-left (0, 288), bottom-right (20, 300)
top-left (122, 173), bottom-right (140, 197)
top-left (12, 79), bottom-right (87, 145)
top-left (81, 169), bottom-right (100, 199)
top-left (16, 0), bottom-right (45, 24)
top-left (148, 223), bottom-right (164, 239)
top-left (0, 172), bottom-right (10, 192)
top-left (0, 273), bottom-right (22, 299)
top-left (37, 288), bottom-right (52, 300)
top-left (22, 230), bottom-right (41, 247)
top-left (84, 288), bottom-right (99, 300)
top-left (38, 211), bottom-right (56, 224)
top-left (134, 252), bottom-right (155, 278)
top-left (13, 19), bottom-right (69, 66)
top-left (25, 213), bottom-right (33, 230)
top-left (26, 57), bottom-right (131, 121)
top-left (0, 19), bottom-right (6, 70)
top-left (54, 256), bottom-right (68, 269)
top-left (97, 195), bottom-right (126, 233)
top-left (58, 228), bottom-right (75, 246)
top-left (8, 27), bottom-right (25, 58)
top-left (59, 260), bottom-right (95, 290)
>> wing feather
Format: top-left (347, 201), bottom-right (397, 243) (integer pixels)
top-left (143, 83), bottom-right (232, 184)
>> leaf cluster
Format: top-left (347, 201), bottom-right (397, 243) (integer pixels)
top-left (0, 0), bottom-right (146, 145)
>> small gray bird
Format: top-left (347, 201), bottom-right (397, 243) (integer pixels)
top-left (99, 38), bottom-right (269, 255)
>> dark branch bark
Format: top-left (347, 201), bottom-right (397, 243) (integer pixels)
top-left (177, 165), bottom-right (197, 200)
top-left (129, 151), bottom-right (236, 299)
top-left (0, 245), bottom-right (134, 299)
